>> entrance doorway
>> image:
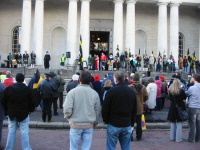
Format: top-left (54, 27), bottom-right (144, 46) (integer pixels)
top-left (90, 31), bottom-right (109, 57)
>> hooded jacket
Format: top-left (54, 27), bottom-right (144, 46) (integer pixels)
top-left (129, 81), bottom-right (148, 115)
top-left (1, 83), bottom-right (35, 122)
top-left (155, 80), bottom-right (162, 98)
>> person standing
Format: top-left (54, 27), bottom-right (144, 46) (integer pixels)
top-left (179, 57), bottom-right (183, 70)
top-left (2, 71), bottom-right (15, 87)
top-left (103, 71), bottom-right (137, 149)
top-left (92, 54), bottom-right (96, 70)
top-left (44, 51), bottom-right (51, 69)
top-left (23, 51), bottom-right (29, 67)
top-left (163, 56), bottom-right (167, 72)
top-left (49, 72), bottom-right (60, 116)
top-left (145, 78), bottom-right (157, 114)
top-left (7, 52), bottom-right (14, 68)
top-left (187, 73), bottom-right (194, 89)
top-left (30, 51), bottom-right (36, 69)
top-left (16, 52), bottom-right (22, 68)
top-left (186, 74), bottom-right (200, 143)
top-left (56, 70), bottom-right (66, 109)
top-left (149, 55), bottom-right (154, 72)
top-left (37, 73), bottom-right (57, 122)
top-left (101, 72), bottom-right (115, 88)
top-left (141, 72), bottom-right (149, 87)
top-left (155, 76), bottom-right (162, 111)
top-left (88, 54), bottom-right (93, 70)
top-left (66, 74), bottom-right (79, 93)
top-left (183, 56), bottom-right (188, 72)
top-left (160, 76), bottom-right (167, 108)
top-left (167, 79), bottom-right (187, 142)
top-left (0, 83), bottom-right (5, 150)
top-left (1, 73), bottom-right (35, 150)
top-left (95, 55), bottom-right (99, 70)
top-left (92, 74), bottom-right (103, 104)
top-left (129, 73), bottom-right (148, 141)
top-left (63, 71), bottom-right (101, 150)
top-left (60, 54), bottom-right (66, 70)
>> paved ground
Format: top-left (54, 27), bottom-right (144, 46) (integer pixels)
top-left (1, 128), bottom-right (199, 150)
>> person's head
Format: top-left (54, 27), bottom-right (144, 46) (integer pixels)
top-left (124, 73), bottom-right (129, 80)
top-left (176, 72), bottom-right (180, 76)
top-left (184, 56), bottom-right (186, 59)
top-left (159, 76), bottom-right (165, 81)
top-left (94, 74), bottom-right (100, 82)
top-left (155, 76), bottom-right (159, 81)
top-left (72, 74), bottom-right (79, 81)
top-left (132, 73), bottom-right (140, 81)
top-left (76, 72), bottom-right (80, 76)
top-left (2, 70), bottom-right (6, 75)
top-left (170, 79), bottom-right (181, 95)
top-left (44, 73), bottom-right (51, 81)
top-left (18, 52), bottom-right (20, 54)
top-left (188, 73), bottom-right (192, 78)
top-left (46, 51), bottom-right (49, 54)
top-left (32, 51), bottom-right (34, 53)
top-left (6, 71), bottom-right (12, 78)
top-left (148, 77), bottom-right (154, 83)
top-left (57, 69), bottom-right (62, 75)
top-left (114, 71), bottom-right (124, 84)
top-left (104, 80), bottom-right (113, 88)
top-left (25, 51), bottom-right (27, 53)
top-left (142, 72), bottom-right (146, 77)
top-left (79, 71), bottom-right (92, 85)
top-left (16, 73), bottom-right (24, 83)
top-left (193, 74), bottom-right (200, 84)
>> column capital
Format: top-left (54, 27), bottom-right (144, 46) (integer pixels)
top-left (126, 0), bottom-right (137, 4)
top-left (157, 2), bottom-right (168, 6)
top-left (114, 0), bottom-right (124, 4)
top-left (169, 3), bottom-right (181, 7)
top-left (80, 0), bottom-right (91, 2)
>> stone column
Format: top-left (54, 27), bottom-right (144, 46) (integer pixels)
top-left (21, 0), bottom-right (32, 54)
top-left (157, 2), bottom-right (168, 57)
top-left (113, 0), bottom-right (124, 56)
top-left (170, 3), bottom-right (180, 68)
top-left (126, 0), bottom-right (136, 55)
top-left (33, 0), bottom-right (44, 66)
top-left (80, 0), bottom-right (91, 62)
top-left (66, 0), bottom-right (78, 65)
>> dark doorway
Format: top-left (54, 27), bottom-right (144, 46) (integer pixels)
top-left (90, 31), bottom-right (109, 57)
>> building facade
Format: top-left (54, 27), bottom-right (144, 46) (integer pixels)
top-left (0, 0), bottom-right (200, 69)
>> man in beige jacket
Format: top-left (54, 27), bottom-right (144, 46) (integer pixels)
top-left (63, 71), bottom-right (101, 150)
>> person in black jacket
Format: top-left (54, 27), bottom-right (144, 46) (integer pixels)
top-left (167, 79), bottom-right (187, 143)
top-left (49, 72), bottom-right (60, 116)
top-left (66, 74), bottom-right (79, 93)
top-left (1, 73), bottom-right (35, 150)
top-left (102, 71), bottom-right (137, 150)
top-left (0, 83), bottom-right (5, 150)
top-left (37, 73), bottom-right (57, 122)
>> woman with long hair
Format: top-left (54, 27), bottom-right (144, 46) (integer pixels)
top-left (167, 79), bottom-right (187, 142)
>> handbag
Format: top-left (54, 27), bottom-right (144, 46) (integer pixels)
top-left (172, 95), bottom-right (188, 121)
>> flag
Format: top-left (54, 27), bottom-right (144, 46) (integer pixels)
top-left (138, 48), bottom-right (141, 60)
top-left (187, 48), bottom-right (191, 63)
top-left (79, 35), bottom-right (83, 70)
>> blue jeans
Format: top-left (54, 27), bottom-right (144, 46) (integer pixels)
top-left (107, 124), bottom-right (132, 150)
top-left (5, 116), bottom-right (32, 150)
top-left (187, 108), bottom-right (200, 142)
top-left (170, 122), bottom-right (182, 142)
top-left (70, 128), bottom-right (93, 150)
top-left (184, 66), bottom-right (188, 72)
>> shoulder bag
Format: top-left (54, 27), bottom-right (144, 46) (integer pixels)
top-left (173, 95), bottom-right (188, 121)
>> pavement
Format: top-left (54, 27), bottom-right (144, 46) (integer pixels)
top-left (1, 128), bottom-right (200, 150)
top-left (2, 98), bottom-right (190, 129)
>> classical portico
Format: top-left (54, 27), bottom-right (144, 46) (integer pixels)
top-left (0, 0), bottom-right (200, 69)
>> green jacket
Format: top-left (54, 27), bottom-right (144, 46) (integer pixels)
top-left (56, 74), bottom-right (66, 92)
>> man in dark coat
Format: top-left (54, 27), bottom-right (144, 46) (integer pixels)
top-left (66, 74), bottom-right (79, 93)
top-left (0, 83), bottom-right (5, 150)
top-left (102, 71), bottom-right (137, 150)
top-left (37, 73), bottom-right (57, 122)
top-left (49, 72), bottom-right (60, 116)
top-left (44, 51), bottom-right (51, 69)
top-left (101, 72), bottom-right (115, 89)
top-left (1, 73), bottom-right (35, 150)
top-left (23, 51), bottom-right (29, 67)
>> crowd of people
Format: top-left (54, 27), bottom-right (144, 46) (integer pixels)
top-left (0, 69), bottom-right (200, 150)
top-left (87, 51), bottom-right (200, 74)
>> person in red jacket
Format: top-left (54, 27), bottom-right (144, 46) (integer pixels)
top-left (100, 53), bottom-right (107, 70)
top-left (2, 71), bottom-right (15, 87)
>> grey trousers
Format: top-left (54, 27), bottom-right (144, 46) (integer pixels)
top-left (188, 108), bottom-right (200, 142)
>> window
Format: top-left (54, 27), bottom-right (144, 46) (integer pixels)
top-left (179, 32), bottom-right (184, 58)
top-left (12, 26), bottom-right (21, 53)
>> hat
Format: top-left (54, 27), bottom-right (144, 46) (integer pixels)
top-left (188, 73), bottom-right (192, 76)
top-left (2, 70), bottom-right (6, 75)
top-left (160, 76), bottom-right (165, 80)
top-left (155, 76), bottom-right (159, 80)
top-left (44, 73), bottom-right (50, 78)
top-left (133, 73), bottom-right (140, 81)
top-left (76, 72), bottom-right (80, 76)
top-left (16, 73), bottom-right (24, 83)
top-left (49, 71), bottom-right (56, 78)
top-left (172, 74), bottom-right (176, 78)
top-left (72, 74), bottom-right (79, 81)
top-left (94, 74), bottom-right (100, 82)
top-left (103, 80), bottom-right (113, 87)
top-left (107, 72), bottom-right (112, 76)
top-left (46, 51), bottom-right (49, 53)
